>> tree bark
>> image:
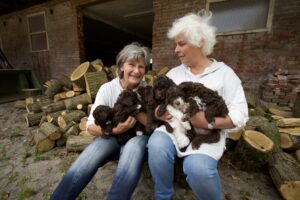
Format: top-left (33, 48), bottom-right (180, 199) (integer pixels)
top-left (64, 93), bottom-right (91, 110)
top-left (66, 135), bottom-right (95, 152)
top-left (269, 152), bottom-right (300, 200)
top-left (39, 122), bottom-right (62, 141)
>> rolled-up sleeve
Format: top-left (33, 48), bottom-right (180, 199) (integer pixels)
top-left (223, 71), bottom-right (249, 130)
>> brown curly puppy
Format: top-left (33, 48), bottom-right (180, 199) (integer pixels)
top-left (178, 81), bottom-right (229, 149)
top-left (93, 90), bottom-right (146, 144)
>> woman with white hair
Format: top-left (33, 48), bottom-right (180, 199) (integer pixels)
top-left (51, 42), bottom-right (150, 200)
top-left (148, 11), bottom-right (248, 200)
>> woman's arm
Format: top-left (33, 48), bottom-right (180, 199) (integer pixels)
top-left (189, 111), bottom-right (235, 130)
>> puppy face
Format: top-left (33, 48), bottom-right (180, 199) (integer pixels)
top-left (153, 75), bottom-right (175, 101)
top-left (137, 85), bottom-right (153, 104)
top-left (166, 85), bottom-right (189, 113)
top-left (114, 90), bottom-right (141, 113)
top-left (93, 105), bottom-right (114, 126)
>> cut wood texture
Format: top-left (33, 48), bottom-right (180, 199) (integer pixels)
top-left (66, 135), bottom-right (95, 152)
top-left (24, 112), bottom-right (44, 127)
top-left (278, 127), bottom-right (300, 136)
top-left (41, 101), bottom-right (66, 114)
top-left (57, 110), bottom-right (86, 129)
top-left (84, 71), bottom-right (108, 102)
top-left (64, 93), bottom-right (91, 110)
top-left (277, 118), bottom-right (300, 128)
top-left (57, 74), bottom-right (73, 90)
top-left (227, 128), bottom-right (244, 141)
top-left (280, 133), bottom-right (300, 151)
top-left (70, 61), bottom-right (95, 91)
top-left (33, 129), bottom-right (55, 152)
top-left (44, 79), bottom-right (63, 98)
top-left (231, 130), bottom-right (274, 171)
top-left (269, 152), bottom-right (300, 200)
top-left (79, 117), bottom-right (88, 131)
top-left (268, 107), bottom-right (293, 118)
top-left (39, 122), bottom-right (62, 141)
top-left (246, 116), bottom-right (281, 152)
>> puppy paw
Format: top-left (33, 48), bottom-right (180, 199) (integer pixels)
top-left (177, 136), bottom-right (190, 149)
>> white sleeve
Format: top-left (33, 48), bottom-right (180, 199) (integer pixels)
top-left (86, 85), bottom-right (109, 127)
top-left (222, 70), bottom-right (249, 129)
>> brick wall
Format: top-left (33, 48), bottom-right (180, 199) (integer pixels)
top-left (152, 0), bottom-right (300, 97)
top-left (0, 0), bottom-right (81, 84)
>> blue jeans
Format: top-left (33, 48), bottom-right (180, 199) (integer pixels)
top-left (148, 131), bottom-right (222, 200)
top-left (50, 135), bottom-right (148, 200)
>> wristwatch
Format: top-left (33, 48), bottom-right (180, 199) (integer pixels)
top-left (207, 119), bottom-right (216, 130)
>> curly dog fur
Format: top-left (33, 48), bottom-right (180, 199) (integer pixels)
top-left (178, 81), bottom-right (229, 149)
top-left (93, 90), bottom-right (146, 144)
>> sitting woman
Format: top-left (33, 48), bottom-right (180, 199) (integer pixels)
top-left (147, 11), bottom-right (249, 200)
top-left (50, 42), bottom-right (150, 200)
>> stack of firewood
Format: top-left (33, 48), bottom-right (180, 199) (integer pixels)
top-left (14, 59), bottom-right (112, 153)
top-left (14, 60), bottom-right (169, 153)
top-left (227, 95), bottom-right (300, 200)
top-left (261, 68), bottom-right (300, 108)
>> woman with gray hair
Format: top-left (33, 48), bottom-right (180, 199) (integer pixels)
top-left (51, 42), bottom-right (150, 200)
top-left (148, 11), bottom-right (248, 200)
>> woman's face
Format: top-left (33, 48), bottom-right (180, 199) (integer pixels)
top-left (174, 34), bottom-right (201, 66)
top-left (120, 58), bottom-right (146, 89)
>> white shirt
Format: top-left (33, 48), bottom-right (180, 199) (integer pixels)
top-left (156, 60), bottom-right (249, 160)
top-left (87, 77), bottom-right (146, 127)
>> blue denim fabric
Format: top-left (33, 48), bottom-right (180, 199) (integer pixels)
top-left (50, 135), bottom-right (148, 200)
top-left (148, 131), bottom-right (222, 200)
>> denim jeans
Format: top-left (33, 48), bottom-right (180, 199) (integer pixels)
top-left (148, 131), bottom-right (222, 200)
top-left (50, 135), bottom-right (149, 200)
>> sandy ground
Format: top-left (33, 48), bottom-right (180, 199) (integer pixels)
top-left (0, 101), bottom-right (283, 200)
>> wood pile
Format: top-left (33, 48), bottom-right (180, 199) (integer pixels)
top-left (227, 96), bottom-right (300, 200)
top-left (15, 60), bottom-right (169, 153)
top-left (261, 68), bottom-right (300, 108)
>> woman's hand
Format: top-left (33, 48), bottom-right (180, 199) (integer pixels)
top-left (154, 105), bottom-right (172, 122)
top-left (189, 111), bottom-right (208, 129)
top-left (112, 116), bottom-right (136, 135)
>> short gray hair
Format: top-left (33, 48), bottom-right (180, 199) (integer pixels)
top-left (116, 42), bottom-right (150, 78)
top-left (167, 10), bottom-right (217, 56)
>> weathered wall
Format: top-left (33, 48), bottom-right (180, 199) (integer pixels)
top-left (0, 0), bottom-right (81, 84)
top-left (152, 0), bottom-right (300, 96)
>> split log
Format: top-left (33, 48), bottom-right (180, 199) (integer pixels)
top-left (246, 116), bottom-right (281, 152)
top-left (65, 124), bottom-right (79, 136)
top-left (70, 61), bottom-right (95, 91)
top-left (33, 129), bottom-right (55, 152)
top-left (14, 100), bottom-right (26, 109)
top-left (44, 79), bottom-right (63, 98)
top-left (66, 135), bottom-right (95, 152)
top-left (268, 107), bottom-right (293, 118)
top-left (227, 128), bottom-right (244, 141)
top-left (66, 90), bottom-right (81, 98)
top-left (79, 130), bottom-right (93, 137)
top-left (269, 152), bottom-right (300, 200)
top-left (26, 103), bottom-right (42, 113)
top-left (157, 66), bottom-right (170, 76)
top-left (79, 117), bottom-right (88, 131)
top-left (91, 58), bottom-right (104, 67)
top-left (280, 133), bottom-right (300, 151)
top-left (57, 110), bottom-right (86, 129)
top-left (277, 118), bottom-right (300, 128)
top-left (46, 110), bottom-right (63, 126)
top-left (64, 93), bottom-right (91, 110)
top-left (56, 121), bottom-right (77, 147)
top-left (84, 71), bottom-right (108, 102)
top-left (231, 130), bottom-right (274, 171)
top-left (41, 101), bottom-right (66, 114)
top-left (40, 122), bottom-right (62, 141)
top-left (278, 127), bottom-right (300, 136)
top-left (57, 74), bottom-right (73, 90)
top-left (24, 112), bottom-right (44, 127)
